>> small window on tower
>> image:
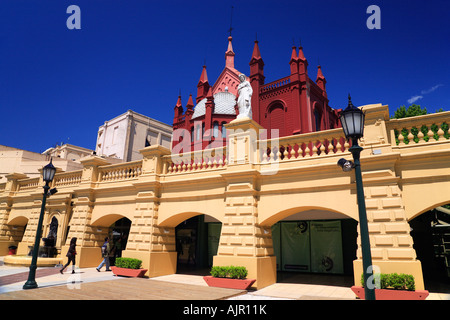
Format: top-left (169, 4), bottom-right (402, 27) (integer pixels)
top-left (221, 122), bottom-right (227, 138)
top-left (196, 125), bottom-right (201, 141)
top-left (314, 109), bottom-right (321, 131)
top-left (213, 122), bottom-right (219, 138)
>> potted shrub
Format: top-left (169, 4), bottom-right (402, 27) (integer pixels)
top-left (203, 266), bottom-right (256, 290)
top-left (351, 273), bottom-right (429, 300)
top-left (111, 257), bottom-right (148, 278)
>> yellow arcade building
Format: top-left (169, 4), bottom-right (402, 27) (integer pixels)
top-left (1, 104), bottom-right (450, 290)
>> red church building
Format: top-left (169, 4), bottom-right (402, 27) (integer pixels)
top-left (172, 36), bottom-right (340, 150)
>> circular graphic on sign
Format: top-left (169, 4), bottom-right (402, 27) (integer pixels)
top-left (297, 221), bottom-right (308, 233)
top-left (322, 256), bottom-right (333, 271)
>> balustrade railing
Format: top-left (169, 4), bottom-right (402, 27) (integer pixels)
top-left (260, 76), bottom-right (291, 93)
top-left (388, 111), bottom-right (450, 146)
top-left (259, 128), bottom-right (350, 163)
top-left (53, 170), bottom-right (83, 188)
top-left (163, 147), bottom-right (227, 174)
top-left (98, 160), bottom-right (143, 182)
top-left (17, 177), bottom-right (40, 192)
top-left (7, 112), bottom-right (450, 190)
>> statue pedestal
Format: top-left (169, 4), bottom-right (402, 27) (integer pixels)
top-left (225, 117), bottom-right (263, 168)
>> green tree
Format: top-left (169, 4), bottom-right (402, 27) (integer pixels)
top-left (392, 105), bottom-right (449, 144)
top-left (393, 104), bottom-right (428, 119)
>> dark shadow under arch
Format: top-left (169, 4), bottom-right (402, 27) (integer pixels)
top-left (409, 205), bottom-right (450, 292)
top-left (175, 214), bottom-right (222, 275)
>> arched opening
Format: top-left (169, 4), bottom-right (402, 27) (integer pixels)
top-left (270, 208), bottom-right (357, 286)
top-left (314, 108), bottom-right (322, 131)
top-left (108, 217), bottom-right (131, 264)
top-left (91, 215), bottom-right (132, 266)
top-left (213, 121), bottom-right (219, 138)
top-left (409, 204), bottom-right (450, 292)
top-left (175, 214), bottom-right (222, 275)
top-left (221, 122), bottom-right (227, 138)
top-left (45, 216), bottom-right (58, 246)
top-left (196, 125), bottom-right (201, 141)
top-left (7, 216), bottom-right (28, 249)
top-left (267, 103), bottom-right (286, 137)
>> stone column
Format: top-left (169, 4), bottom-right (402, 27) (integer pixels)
top-left (61, 156), bottom-right (111, 267)
top-left (122, 145), bottom-right (177, 277)
top-left (214, 118), bottom-right (276, 289)
top-left (353, 173), bottom-right (425, 290)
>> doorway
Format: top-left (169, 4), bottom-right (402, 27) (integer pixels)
top-left (175, 215), bottom-right (222, 275)
top-left (409, 207), bottom-right (450, 292)
top-left (108, 217), bottom-right (131, 264)
top-left (272, 219), bottom-right (357, 275)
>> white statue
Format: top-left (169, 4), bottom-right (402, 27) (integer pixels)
top-left (236, 73), bottom-right (253, 119)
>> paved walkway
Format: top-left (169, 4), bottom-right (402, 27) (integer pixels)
top-left (1, 257), bottom-right (449, 300)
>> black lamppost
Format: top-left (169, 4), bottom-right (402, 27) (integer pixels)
top-left (338, 95), bottom-right (376, 300)
top-left (23, 160), bottom-right (57, 290)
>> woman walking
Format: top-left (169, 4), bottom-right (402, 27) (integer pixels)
top-left (60, 237), bottom-right (77, 274)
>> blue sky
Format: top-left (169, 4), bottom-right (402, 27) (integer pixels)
top-left (0, 0), bottom-right (449, 153)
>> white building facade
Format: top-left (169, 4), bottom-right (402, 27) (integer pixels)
top-left (95, 110), bottom-right (172, 162)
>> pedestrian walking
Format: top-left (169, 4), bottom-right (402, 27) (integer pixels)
top-left (114, 237), bottom-right (122, 258)
top-left (60, 237), bottom-right (77, 274)
top-left (96, 237), bottom-right (112, 272)
top-left (187, 241), bottom-right (195, 265)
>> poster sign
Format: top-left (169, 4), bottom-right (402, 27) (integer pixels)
top-left (281, 222), bottom-right (310, 271)
top-left (310, 221), bottom-right (344, 274)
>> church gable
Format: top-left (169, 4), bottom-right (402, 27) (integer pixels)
top-left (211, 67), bottom-right (241, 96)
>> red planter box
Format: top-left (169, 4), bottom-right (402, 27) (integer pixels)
top-left (203, 276), bottom-right (256, 290)
top-left (351, 286), bottom-right (429, 300)
top-left (111, 266), bottom-right (148, 278)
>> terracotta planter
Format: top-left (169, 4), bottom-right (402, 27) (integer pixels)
top-left (351, 286), bottom-right (429, 300)
top-left (111, 266), bottom-right (148, 278)
top-left (203, 276), bottom-right (256, 290)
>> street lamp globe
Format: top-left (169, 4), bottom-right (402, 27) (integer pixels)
top-left (42, 159), bottom-right (56, 183)
top-left (339, 94), bottom-right (365, 141)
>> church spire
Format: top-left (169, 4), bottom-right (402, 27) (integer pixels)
top-left (176, 94), bottom-right (182, 108)
top-left (197, 65), bottom-right (210, 103)
top-left (289, 45), bottom-right (299, 75)
top-left (173, 94), bottom-right (183, 122)
top-left (290, 45), bottom-right (298, 62)
top-left (225, 36), bottom-right (235, 69)
top-left (316, 65), bottom-right (325, 81)
top-left (198, 64), bottom-right (209, 85)
top-left (298, 45), bottom-right (306, 61)
top-left (186, 93), bottom-right (194, 110)
top-left (316, 65), bottom-right (327, 95)
top-left (297, 44), bottom-right (308, 75)
top-left (251, 39), bottom-right (262, 61)
top-left (250, 38), bottom-right (264, 78)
